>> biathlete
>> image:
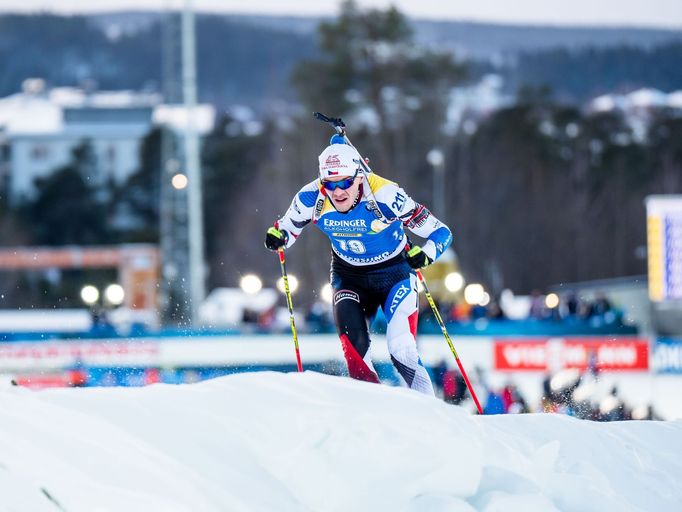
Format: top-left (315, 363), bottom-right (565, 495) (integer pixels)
top-left (265, 141), bottom-right (452, 395)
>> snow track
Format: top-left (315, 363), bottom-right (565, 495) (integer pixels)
top-left (1, 371), bottom-right (680, 511)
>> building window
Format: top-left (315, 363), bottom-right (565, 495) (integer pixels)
top-left (106, 144), bottom-right (117, 164)
top-left (30, 144), bottom-right (49, 160)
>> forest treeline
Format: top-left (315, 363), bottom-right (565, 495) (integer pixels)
top-left (0, 10), bottom-right (681, 106)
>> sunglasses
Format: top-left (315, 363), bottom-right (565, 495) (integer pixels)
top-left (321, 170), bottom-right (359, 191)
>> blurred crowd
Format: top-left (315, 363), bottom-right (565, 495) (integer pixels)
top-left (438, 290), bottom-right (626, 326)
top-left (242, 289), bottom-right (632, 335)
top-left (431, 363), bottom-right (662, 422)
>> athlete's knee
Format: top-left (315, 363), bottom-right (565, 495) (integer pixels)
top-left (339, 333), bottom-right (379, 383)
top-left (390, 351), bottom-right (434, 395)
top-left (388, 339), bottom-right (434, 395)
top-left (334, 289), bottom-right (369, 355)
top-left (333, 289), bottom-right (379, 383)
top-left (339, 327), bottom-right (371, 359)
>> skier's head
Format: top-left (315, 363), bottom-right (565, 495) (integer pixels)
top-left (318, 143), bottom-right (364, 213)
top-left (318, 143), bottom-right (363, 180)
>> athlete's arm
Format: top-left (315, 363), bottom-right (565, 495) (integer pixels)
top-left (401, 202), bottom-right (452, 262)
top-left (380, 183), bottom-right (453, 262)
top-left (275, 180), bottom-right (319, 249)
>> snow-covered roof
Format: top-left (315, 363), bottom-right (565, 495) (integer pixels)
top-left (0, 86), bottom-right (161, 136)
top-left (47, 87), bottom-right (87, 107)
top-left (590, 89), bottom-right (682, 114)
top-left (0, 93), bottom-right (62, 134)
top-left (153, 104), bottom-right (216, 135)
top-left (667, 91), bottom-right (682, 109)
top-left (626, 88), bottom-right (668, 108)
top-left (589, 94), bottom-right (625, 113)
top-left (48, 87), bottom-right (160, 109)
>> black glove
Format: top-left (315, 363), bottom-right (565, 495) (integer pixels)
top-left (264, 226), bottom-right (288, 251)
top-left (406, 245), bottom-right (433, 269)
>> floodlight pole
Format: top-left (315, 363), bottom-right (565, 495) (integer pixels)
top-left (182, 0), bottom-right (206, 324)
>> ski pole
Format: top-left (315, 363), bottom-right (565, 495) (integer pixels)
top-left (274, 226), bottom-right (303, 372)
top-left (413, 264), bottom-right (483, 414)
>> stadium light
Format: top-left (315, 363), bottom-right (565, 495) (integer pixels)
top-left (444, 272), bottom-right (464, 292)
top-left (104, 284), bottom-right (125, 306)
top-left (464, 283), bottom-right (485, 305)
top-left (480, 292), bottom-right (491, 307)
top-left (171, 173), bottom-right (188, 190)
top-left (545, 293), bottom-right (560, 309)
top-left (277, 275), bottom-right (298, 294)
top-left (80, 285), bottom-right (100, 306)
top-left (240, 274), bottom-right (263, 295)
top-left (321, 283), bottom-right (333, 304)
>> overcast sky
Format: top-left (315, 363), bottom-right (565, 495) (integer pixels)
top-left (1, 0), bottom-right (681, 28)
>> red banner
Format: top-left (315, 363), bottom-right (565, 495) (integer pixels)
top-left (494, 339), bottom-right (548, 371)
top-left (494, 338), bottom-right (649, 372)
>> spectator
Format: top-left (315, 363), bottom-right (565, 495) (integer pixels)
top-left (636, 405), bottom-right (662, 421)
top-left (89, 306), bottom-right (116, 336)
top-left (68, 357), bottom-right (88, 387)
top-left (476, 367), bottom-right (506, 414)
top-left (508, 392), bottom-right (530, 414)
top-left (528, 289), bottom-right (546, 319)
top-left (565, 292), bottom-right (579, 317)
top-left (486, 300), bottom-right (506, 320)
top-left (242, 308), bottom-right (260, 324)
top-left (448, 301), bottom-right (472, 322)
top-left (257, 306), bottom-right (276, 330)
top-left (589, 292), bottom-right (612, 317)
top-left (599, 386), bottom-right (630, 421)
top-left (443, 369), bottom-right (467, 405)
top-left (502, 383), bottom-right (514, 412)
top-left (484, 389), bottom-right (506, 415)
top-left (587, 348), bottom-right (600, 376)
top-left (305, 300), bottom-right (334, 333)
top-left (470, 302), bottom-right (488, 320)
top-left (432, 360), bottom-right (447, 394)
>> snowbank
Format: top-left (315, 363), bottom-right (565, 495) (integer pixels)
top-left (1, 372), bottom-right (680, 511)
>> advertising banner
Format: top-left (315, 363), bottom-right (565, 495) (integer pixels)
top-left (0, 336), bottom-right (651, 374)
top-left (646, 195), bottom-right (682, 301)
top-left (494, 339), bottom-right (548, 371)
top-left (652, 338), bottom-right (682, 374)
top-left (0, 341), bottom-right (159, 371)
top-left (494, 337), bottom-right (649, 372)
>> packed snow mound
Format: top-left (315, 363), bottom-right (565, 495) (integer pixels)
top-left (1, 372), bottom-right (681, 512)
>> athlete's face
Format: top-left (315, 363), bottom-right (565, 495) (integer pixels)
top-left (325, 174), bottom-right (363, 213)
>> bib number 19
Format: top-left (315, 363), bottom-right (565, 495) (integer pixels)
top-left (338, 239), bottom-right (366, 254)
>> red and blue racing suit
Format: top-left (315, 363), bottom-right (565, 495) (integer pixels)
top-left (277, 173), bottom-right (452, 394)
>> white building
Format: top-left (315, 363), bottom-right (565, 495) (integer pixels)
top-left (0, 79), bottom-right (215, 204)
